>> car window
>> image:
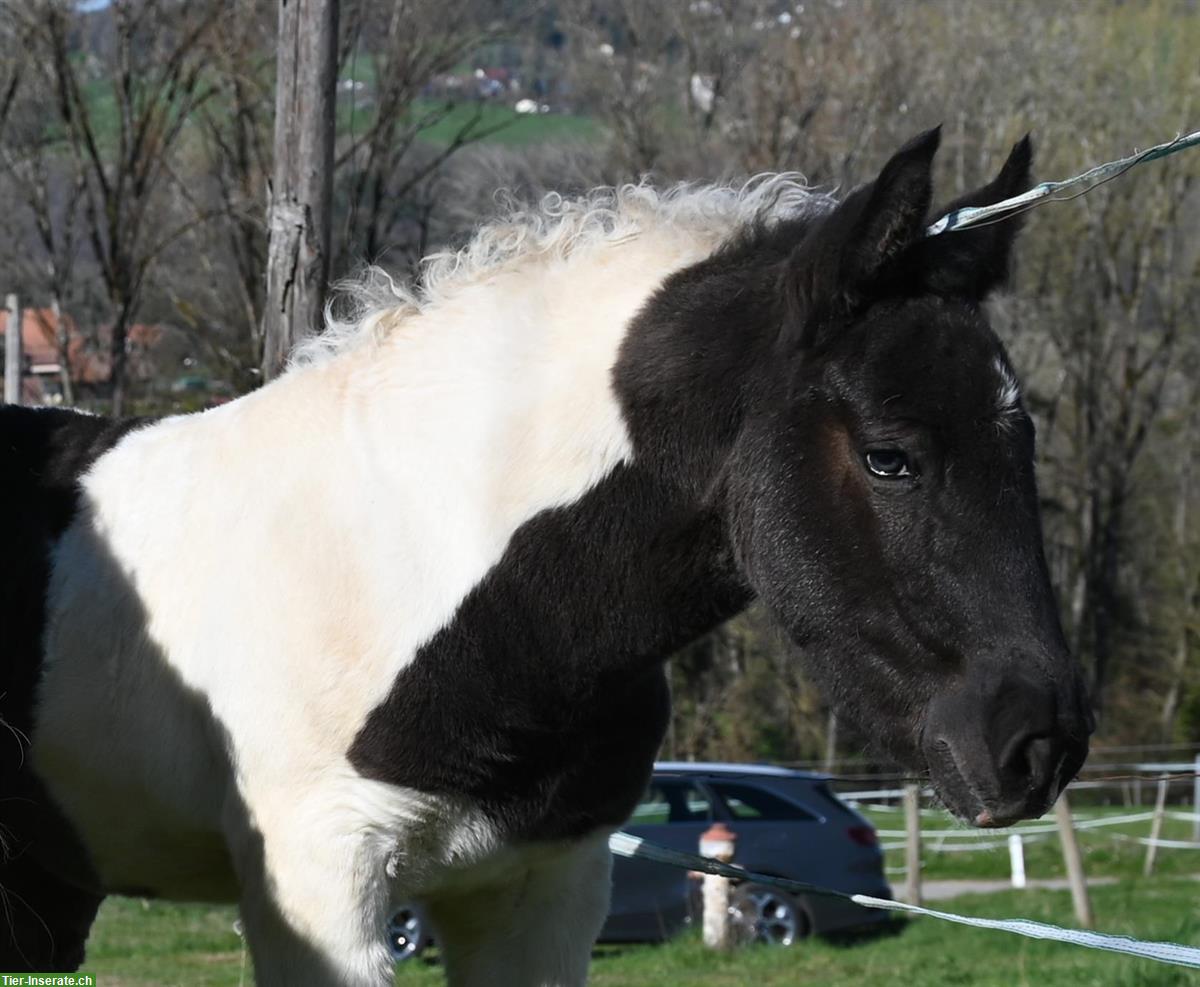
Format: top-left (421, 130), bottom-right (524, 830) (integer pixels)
top-left (632, 781), bottom-right (713, 824)
top-left (812, 782), bottom-right (858, 819)
top-left (710, 781), bottom-right (816, 821)
top-left (630, 785), bottom-right (671, 824)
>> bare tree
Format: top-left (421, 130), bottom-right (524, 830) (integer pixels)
top-left (333, 0), bottom-right (520, 272)
top-left (563, 0), bottom-right (686, 176)
top-left (1159, 404), bottom-right (1200, 740)
top-left (0, 28), bottom-right (87, 402)
top-left (1006, 6), bottom-right (1200, 710)
top-left (5, 0), bottom-right (228, 414)
top-left (188, 3), bottom-right (275, 380)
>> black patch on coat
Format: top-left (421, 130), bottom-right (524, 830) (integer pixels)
top-left (348, 461), bottom-right (752, 841)
top-left (0, 405), bottom-right (147, 970)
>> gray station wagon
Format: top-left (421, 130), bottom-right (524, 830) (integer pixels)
top-left (601, 762), bottom-right (893, 944)
top-left (389, 762), bottom-right (892, 959)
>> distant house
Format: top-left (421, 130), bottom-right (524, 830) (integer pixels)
top-left (0, 307), bottom-right (84, 404)
top-left (0, 307), bottom-right (172, 405)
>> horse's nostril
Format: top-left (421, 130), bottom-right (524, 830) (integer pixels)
top-left (1001, 732), bottom-right (1056, 787)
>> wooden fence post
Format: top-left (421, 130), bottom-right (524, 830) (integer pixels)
top-left (904, 782), bottom-right (922, 906)
top-left (1193, 754), bottom-right (1200, 843)
top-left (700, 822), bottom-right (737, 950)
top-left (1143, 774), bottom-right (1169, 877)
top-left (4, 293), bottom-right (20, 404)
top-left (823, 711), bottom-right (838, 774)
top-left (1054, 791), bottom-right (1093, 928)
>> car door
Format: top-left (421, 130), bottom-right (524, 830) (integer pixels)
top-left (705, 779), bottom-right (823, 876)
top-left (602, 777), bottom-right (715, 942)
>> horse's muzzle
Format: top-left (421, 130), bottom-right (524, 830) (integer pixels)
top-left (922, 665), bottom-right (1092, 827)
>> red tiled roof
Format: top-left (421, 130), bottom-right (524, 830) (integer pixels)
top-left (0, 308), bottom-right (167, 401)
top-left (0, 307), bottom-right (76, 367)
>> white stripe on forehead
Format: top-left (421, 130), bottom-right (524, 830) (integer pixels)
top-left (995, 357), bottom-right (1021, 413)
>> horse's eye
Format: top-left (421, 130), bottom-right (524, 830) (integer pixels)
top-left (865, 450), bottom-right (912, 478)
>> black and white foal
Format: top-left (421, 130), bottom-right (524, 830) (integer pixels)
top-left (1, 128), bottom-right (1090, 985)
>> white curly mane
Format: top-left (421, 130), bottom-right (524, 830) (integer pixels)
top-left (290, 175), bottom-right (831, 368)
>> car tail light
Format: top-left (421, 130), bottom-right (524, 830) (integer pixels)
top-left (846, 825), bottom-right (878, 847)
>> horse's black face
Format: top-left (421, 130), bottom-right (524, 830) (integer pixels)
top-left (729, 129), bottom-right (1091, 826)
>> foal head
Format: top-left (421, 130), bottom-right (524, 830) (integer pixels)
top-left (665, 129), bottom-right (1089, 825)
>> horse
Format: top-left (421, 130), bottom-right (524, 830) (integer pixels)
top-left (1, 126), bottom-right (1091, 985)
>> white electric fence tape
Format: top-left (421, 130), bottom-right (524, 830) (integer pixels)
top-left (925, 129), bottom-right (1200, 237)
top-left (608, 830), bottom-right (1200, 970)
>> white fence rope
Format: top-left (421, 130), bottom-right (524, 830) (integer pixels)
top-left (851, 799), bottom-right (1110, 824)
top-left (608, 831), bottom-right (1200, 969)
top-left (845, 765), bottom-right (1200, 858)
top-left (870, 811), bottom-right (1155, 841)
top-left (1111, 833), bottom-right (1200, 850)
top-left (880, 834), bottom-right (1053, 853)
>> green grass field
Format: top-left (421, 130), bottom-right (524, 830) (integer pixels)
top-left (394, 101), bottom-right (598, 147)
top-left (80, 805), bottom-right (1200, 986)
top-left (72, 75), bottom-right (597, 154)
top-left (82, 879), bottom-right (1200, 986)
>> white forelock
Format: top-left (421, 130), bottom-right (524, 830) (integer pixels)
top-left (290, 174), bottom-right (832, 368)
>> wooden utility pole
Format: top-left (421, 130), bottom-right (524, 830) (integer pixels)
top-left (903, 783), bottom-right (922, 906)
top-left (261, 0), bottom-right (339, 380)
top-left (4, 294), bottom-right (21, 404)
top-left (1054, 792), bottom-right (1093, 928)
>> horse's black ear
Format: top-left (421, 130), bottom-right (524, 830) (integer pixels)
top-left (785, 127), bottom-right (940, 347)
top-left (912, 135), bottom-right (1034, 299)
top-left (839, 126), bottom-right (941, 286)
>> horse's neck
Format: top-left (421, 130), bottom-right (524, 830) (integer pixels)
top-left (261, 234), bottom-right (756, 826)
top-left (229, 230), bottom-right (739, 675)
top-left (301, 230), bottom-right (719, 537)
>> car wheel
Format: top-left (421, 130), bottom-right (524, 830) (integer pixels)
top-left (730, 883), bottom-right (809, 946)
top-left (387, 907), bottom-right (427, 961)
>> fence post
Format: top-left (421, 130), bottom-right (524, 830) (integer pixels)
top-left (1193, 754), bottom-right (1200, 843)
top-left (823, 711), bottom-right (838, 774)
top-left (1054, 791), bottom-right (1093, 928)
top-left (1008, 834), bottom-right (1027, 889)
top-left (700, 822), bottom-right (737, 950)
top-left (4, 293), bottom-right (20, 404)
top-left (904, 782), bottom-right (922, 906)
top-left (1143, 774), bottom-right (1169, 877)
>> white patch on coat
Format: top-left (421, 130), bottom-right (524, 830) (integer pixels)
top-left (28, 176), bottom-right (828, 983)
